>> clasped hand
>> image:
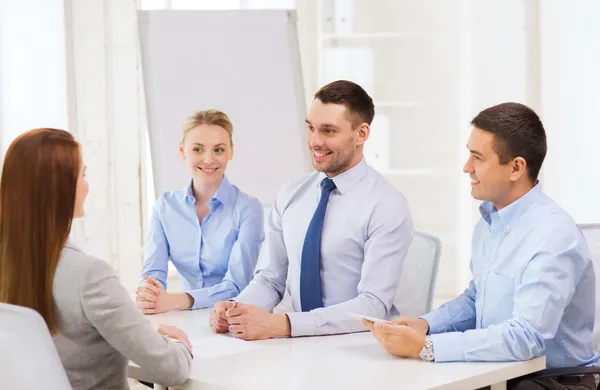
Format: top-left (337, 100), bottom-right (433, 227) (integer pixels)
top-left (209, 301), bottom-right (290, 341)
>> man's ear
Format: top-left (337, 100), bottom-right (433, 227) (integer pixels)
top-left (509, 156), bottom-right (528, 182)
top-left (356, 123), bottom-right (370, 146)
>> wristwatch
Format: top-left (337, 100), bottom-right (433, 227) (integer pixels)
top-left (419, 336), bottom-right (435, 362)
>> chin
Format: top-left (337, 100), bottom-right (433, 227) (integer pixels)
top-left (471, 191), bottom-right (486, 201)
top-left (196, 173), bottom-right (223, 182)
top-left (313, 159), bottom-right (339, 172)
top-left (312, 161), bottom-right (325, 172)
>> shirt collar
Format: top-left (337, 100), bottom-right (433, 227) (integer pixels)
top-left (316, 158), bottom-right (368, 195)
top-left (479, 182), bottom-right (543, 231)
top-left (181, 176), bottom-right (235, 207)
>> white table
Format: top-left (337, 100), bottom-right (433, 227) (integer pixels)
top-left (128, 310), bottom-right (546, 390)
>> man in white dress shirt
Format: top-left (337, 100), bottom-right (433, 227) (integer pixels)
top-left (209, 80), bottom-right (414, 340)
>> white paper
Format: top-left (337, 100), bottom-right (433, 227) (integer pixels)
top-left (190, 335), bottom-right (262, 359)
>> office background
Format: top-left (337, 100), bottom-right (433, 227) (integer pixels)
top-left (0, 0), bottom-right (599, 307)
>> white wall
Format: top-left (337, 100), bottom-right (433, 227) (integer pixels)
top-left (0, 0), bottom-right (68, 150)
top-left (64, 0), bottom-right (146, 292)
top-left (540, 0), bottom-right (600, 224)
top-left (3, 0), bottom-right (599, 299)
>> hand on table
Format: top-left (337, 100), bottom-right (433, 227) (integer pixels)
top-left (362, 319), bottom-right (426, 358)
top-left (209, 302), bottom-right (291, 341)
top-left (137, 276), bottom-right (193, 314)
top-left (209, 300), bottom-right (236, 333)
top-left (157, 324), bottom-right (192, 352)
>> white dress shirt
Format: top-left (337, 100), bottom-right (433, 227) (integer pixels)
top-left (236, 158), bottom-right (413, 336)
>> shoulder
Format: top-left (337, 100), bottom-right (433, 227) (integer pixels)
top-left (154, 189), bottom-right (187, 210)
top-left (365, 167), bottom-right (411, 214)
top-left (149, 190), bottom-right (188, 221)
top-left (275, 171), bottom-right (321, 205)
top-left (57, 243), bottom-right (117, 285)
top-left (231, 185), bottom-right (264, 218)
top-left (530, 196), bottom-right (583, 241)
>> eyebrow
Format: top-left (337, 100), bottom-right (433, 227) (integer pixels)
top-left (467, 146), bottom-right (483, 157)
top-left (191, 143), bottom-right (227, 147)
top-left (304, 119), bottom-right (339, 129)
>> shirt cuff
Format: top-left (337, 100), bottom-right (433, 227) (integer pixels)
top-left (430, 332), bottom-right (465, 362)
top-left (285, 311), bottom-right (319, 337)
top-left (420, 311), bottom-right (447, 335)
top-left (186, 289), bottom-right (207, 310)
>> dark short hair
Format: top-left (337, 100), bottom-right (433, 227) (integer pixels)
top-left (314, 80), bottom-right (375, 127)
top-left (471, 102), bottom-right (547, 182)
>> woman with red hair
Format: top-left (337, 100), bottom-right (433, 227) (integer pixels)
top-left (0, 128), bottom-right (192, 389)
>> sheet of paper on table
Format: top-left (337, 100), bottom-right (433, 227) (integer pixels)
top-left (189, 335), bottom-right (263, 359)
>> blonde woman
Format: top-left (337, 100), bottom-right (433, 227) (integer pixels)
top-left (137, 109), bottom-right (264, 313)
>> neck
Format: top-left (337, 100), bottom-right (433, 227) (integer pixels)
top-left (494, 180), bottom-right (536, 210)
top-left (326, 153), bottom-right (363, 178)
top-left (191, 177), bottom-right (222, 205)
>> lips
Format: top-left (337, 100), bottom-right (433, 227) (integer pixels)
top-left (312, 150), bottom-right (332, 162)
top-left (199, 167), bottom-right (218, 175)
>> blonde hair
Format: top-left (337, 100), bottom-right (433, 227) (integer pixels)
top-left (182, 109), bottom-right (233, 145)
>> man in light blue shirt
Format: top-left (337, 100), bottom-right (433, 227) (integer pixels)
top-left (209, 80), bottom-right (414, 339)
top-left (363, 102), bottom-right (599, 390)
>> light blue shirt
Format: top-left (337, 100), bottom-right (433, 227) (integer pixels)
top-left (236, 158), bottom-right (414, 336)
top-left (142, 177), bottom-right (264, 310)
top-left (421, 184), bottom-right (600, 368)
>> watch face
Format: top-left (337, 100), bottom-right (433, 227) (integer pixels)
top-left (420, 349), bottom-right (433, 361)
top-left (420, 337), bottom-right (434, 361)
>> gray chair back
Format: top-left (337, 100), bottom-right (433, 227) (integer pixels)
top-left (394, 231), bottom-right (441, 317)
top-left (0, 302), bottom-right (71, 389)
top-left (579, 224), bottom-right (600, 352)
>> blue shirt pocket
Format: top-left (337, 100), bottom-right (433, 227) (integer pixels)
top-left (481, 271), bottom-right (515, 327)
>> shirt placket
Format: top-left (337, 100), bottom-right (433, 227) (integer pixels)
top-left (191, 199), bottom-right (204, 288)
top-left (479, 214), bottom-right (505, 328)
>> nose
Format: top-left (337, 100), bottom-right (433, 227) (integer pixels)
top-left (203, 150), bottom-right (215, 164)
top-left (308, 130), bottom-right (324, 149)
top-left (463, 156), bottom-right (473, 174)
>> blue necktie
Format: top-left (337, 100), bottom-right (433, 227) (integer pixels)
top-left (300, 178), bottom-right (336, 312)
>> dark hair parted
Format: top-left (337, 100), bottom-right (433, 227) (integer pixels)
top-left (314, 80), bottom-right (375, 127)
top-left (471, 102), bottom-right (547, 182)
